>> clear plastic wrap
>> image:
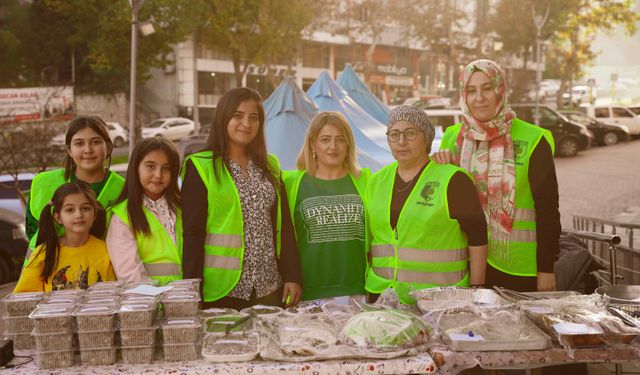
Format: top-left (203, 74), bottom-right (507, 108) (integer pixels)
top-left (413, 287), bottom-right (511, 314)
top-left (519, 294), bottom-right (640, 356)
top-left (339, 309), bottom-right (432, 349)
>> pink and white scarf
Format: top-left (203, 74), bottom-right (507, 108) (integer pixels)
top-left (454, 59), bottom-right (517, 254)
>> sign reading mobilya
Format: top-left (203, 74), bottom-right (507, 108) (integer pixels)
top-left (0, 86), bottom-right (74, 125)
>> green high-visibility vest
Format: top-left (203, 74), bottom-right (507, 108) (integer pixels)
top-left (282, 168), bottom-right (371, 247)
top-left (365, 161), bottom-right (470, 304)
top-left (185, 151), bottom-right (282, 302)
top-left (440, 118), bottom-right (555, 277)
top-left (27, 169), bottom-right (124, 253)
top-left (110, 199), bottom-right (183, 285)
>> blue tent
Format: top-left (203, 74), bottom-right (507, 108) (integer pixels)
top-left (306, 72), bottom-right (393, 167)
top-left (337, 64), bottom-right (390, 124)
top-left (264, 76), bottom-right (386, 171)
top-left (264, 76), bottom-right (317, 170)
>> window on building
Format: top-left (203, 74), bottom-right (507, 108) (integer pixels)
top-left (198, 72), bottom-right (236, 106)
top-left (302, 43), bottom-right (330, 69)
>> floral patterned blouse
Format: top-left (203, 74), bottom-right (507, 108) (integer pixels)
top-left (226, 159), bottom-right (283, 300)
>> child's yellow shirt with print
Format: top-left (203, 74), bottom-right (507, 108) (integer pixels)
top-left (14, 235), bottom-right (116, 292)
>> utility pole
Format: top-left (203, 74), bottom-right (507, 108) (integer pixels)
top-left (532, 2), bottom-right (549, 125)
top-left (128, 0), bottom-right (144, 158)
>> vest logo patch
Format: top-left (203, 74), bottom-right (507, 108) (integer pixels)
top-left (419, 181), bottom-right (439, 205)
top-left (513, 140), bottom-right (528, 162)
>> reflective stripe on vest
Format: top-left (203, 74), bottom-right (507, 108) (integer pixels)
top-left (111, 200), bottom-right (183, 285)
top-left (365, 161), bottom-right (470, 304)
top-left (187, 151), bottom-right (282, 302)
top-left (440, 119), bottom-right (554, 276)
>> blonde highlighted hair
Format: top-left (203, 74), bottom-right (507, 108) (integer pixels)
top-left (297, 111), bottom-right (360, 177)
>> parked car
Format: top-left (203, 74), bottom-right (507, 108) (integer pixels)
top-left (562, 85), bottom-right (597, 106)
top-left (141, 117), bottom-right (195, 141)
top-left (178, 126), bottom-right (209, 161)
top-left (581, 105), bottom-right (640, 135)
top-left (560, 110), bottom-right (630, 146)
top-left (50, 121), bottom-right (129, 148)
top-left (0, 207), bottom-right (28, 284)
top-left (527, 79), bottom-right (560, 101)
top-left (627, 103), bottom-right (640, 116)
top-left (0, 172), bottom-right (35, 216)
top-left (419, 108), bottom-right (463, 153)
top-left (511, 105), bottom-right (592, 157)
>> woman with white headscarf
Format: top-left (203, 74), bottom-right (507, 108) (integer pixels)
top-left (434, 59), bottom-right (560, 293)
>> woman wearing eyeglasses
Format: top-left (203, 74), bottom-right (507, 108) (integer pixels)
top-left (365, 105), bottom-right (488, 305)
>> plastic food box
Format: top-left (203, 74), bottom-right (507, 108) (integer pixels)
top-left (75, 304), bottom-right (117, 331)
top-left (163, 342), bottom-right (200, 362)
top-left (46, 289), bottom-right (86, 298)
top-left (168, 279), bottom-right (201, 291)
top-left (2, 292), bottom-right (43, 316)
top-left (119, 325), bottom-right (157, 346)
top-left (118, 302), bottom-right (157, 328)
top-left (79, 346), bottom-right (117, 366)
top-left (33, 329), bottom-right (74, 351)
top-left (284, 304), bottom-right (324, 316)
top-left (77, 329), bottom-right (117, 349)
top-left (35, 348), bottom-right (74, 369)
top-left (2, 315), bottom-right (34, 334)
top-left (204, 314), bottom-right (253, 335)
top-left (240, 305), bottom-right (284, 319)
top-left (161, 292), bottom-right (200, 318)
top-left (162, 317), bottom-right (202, 344)
top-left (5, 333), bottom-right (35, 351)
top-left (201, 307), bottom-right (238, 319)
top-left (87, 281), bottom-right (124, 291)
top-left (414, 287), bottom-right (512, 314)
top-left (29, 305), bottom-right (75, 333)
top-left (121, 294), bottom-right (158, 304)
top-left (202, 333), bottom-right (259, 363)
top-left (321, 298), bottom-right (363, 321)
top-left (38, 296), bottom-right (81, 307)
top-left (121, 344), bottom-right (155, 364)
top-left (83, 296), bottom-right (120, 306)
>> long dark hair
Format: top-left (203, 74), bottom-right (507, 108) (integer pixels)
top-left (206, 87), bottom-right (277, 188)
top-left (33, 181), bottom-right (106, 282)
top-left (113, 137), bottom-right (181, 237)
top-left (64, 115), bottom-right (114, 179)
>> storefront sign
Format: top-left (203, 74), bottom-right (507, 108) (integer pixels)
top-left (385, 76), bottom-right (414, 87)
top-left (0, 86), bottom-right (74, 124)
top-left (246, 64), bottom-right (297, 77)
top-left (376, 64), bottom-right (408, 76)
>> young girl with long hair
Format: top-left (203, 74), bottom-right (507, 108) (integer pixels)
top-left (106, 137), bottom-right (182, 285)
top-left (25, 115), bottom-right (125, 259)
top-left (15, 181), bottom-right (115, 292)
top-left (182, 87), bottom-right (302, 309)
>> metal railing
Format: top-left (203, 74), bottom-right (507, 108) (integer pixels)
top-left (573, 215), bottom-right (639, 249)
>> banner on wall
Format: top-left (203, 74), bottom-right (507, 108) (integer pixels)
top-left (0, 86), bottom-right (74, 124)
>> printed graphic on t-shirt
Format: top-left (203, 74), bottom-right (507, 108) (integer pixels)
top-left (51, 265), bottom-right (100, 290)
top-left (300, 194), bottom-right (365, 243)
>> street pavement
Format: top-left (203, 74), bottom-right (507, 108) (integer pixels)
top-left (555, 138), bottom-right (640, 230)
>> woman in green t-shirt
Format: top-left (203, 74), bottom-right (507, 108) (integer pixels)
top-left (283, 112), bottom-right (370, 303)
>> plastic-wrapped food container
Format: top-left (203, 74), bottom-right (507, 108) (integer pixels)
top-left (2, 315), bottom-right (34, 334)
top-left (119, 326), bottom-right (157, 346)
top-left (35, 349), bottom-right (74, 369)
top-left (201, 307), bottom-right (238, 319)
top-left (38, 296), bottom-right (80, 307)
top-left (321, 298), bottom-right (362, 322)
top-left (119, 302), bottom-right (156, 328)
top-left (121, 294), bottom-right (157, 304)
top-left (203, 314), bottom-right (253, 335)
top-left (6, 333), bottom-right (35, 351)
top-left (86, 290), bottom-right (118, 299)
top-left (80, 346), bottom-right (117, 366)
top-left (168, 278), bottom-right (201, 291)
top-left (33, 330), bottom-right (74, 351)
top-left (75, 304), bottom-right (117, 331)
top-left (83, 296), bottom-right (120, 306)
top-left (121, 344), bottom-right (155, 364)
top-left (161, 292), bottom-right (200, 318)
top-left (241, 305), bottom-right (284, 320)
top-left (30, 305), bottom-right (75, 333)
top-left (285, 304), bottom-right (324, 317)
top-left (202, 333), bottom-right (259, 362)
top-left (77, 329), bottom-right (116, 349)
top-left (2, 292), bottom-right (43, 316)
top-left (163, 342), bottom-right (199, 362)
top-left (162, 317), bottom-right (201, 344)
top-left (125, 279), bottom-right (160, 288)
top-left (46, 288), bottom-right (86, 296)
top-left (88, 281), bottom-right (123, 291)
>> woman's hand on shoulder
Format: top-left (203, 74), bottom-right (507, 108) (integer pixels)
top-left (431, 150), bottom-right (456, 165)
top-left (282, 282), bottom-right (302, 307)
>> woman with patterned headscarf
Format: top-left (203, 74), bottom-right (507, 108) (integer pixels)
top-left (365, 105), bottom-right (487, 305)
top-left (434, 59), bottom-right (560, 293)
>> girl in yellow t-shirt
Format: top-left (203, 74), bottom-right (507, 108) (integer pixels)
top-left (14, 181), bottom-right (116, 292)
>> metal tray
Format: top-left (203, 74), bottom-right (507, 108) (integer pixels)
top-left (439, 311), bottom-right (551, 351)
top-left (414, 287), bottom-right (512, 313)
top-left (596, 285), bottom-right (640, 317)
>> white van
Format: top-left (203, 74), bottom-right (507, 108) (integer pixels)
top-left (423, 108), bottom-right (463, 153)
top-left (582, 105), bottom-right (640, 135)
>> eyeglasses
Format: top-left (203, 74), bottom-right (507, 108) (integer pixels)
top-left (386, 128), bottom-right (424, 142)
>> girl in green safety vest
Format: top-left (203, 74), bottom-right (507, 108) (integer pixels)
top-left (25, 116), bottom-right (125, 260)
top-left (365, 105), bottom-right (488, 304)
top-left (106, 137), bottom-right (182, 285)
top-left (433, 59), bottom-right (560, 293)
top-left (283, 111), bottom-right (370, 304)
top-left (182, 87), bottom-right (302, 309)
